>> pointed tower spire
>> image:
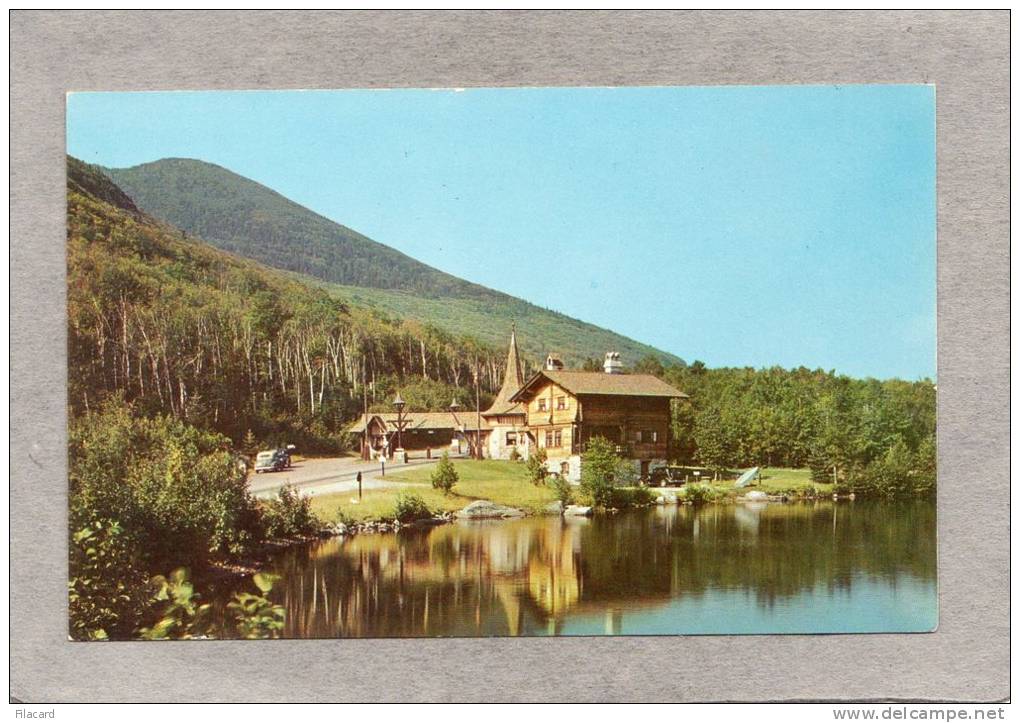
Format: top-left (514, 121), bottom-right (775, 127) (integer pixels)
top-left (504, 323), bottom-right (524, 392)
top-left (482, 324), bottom-right (526, 416)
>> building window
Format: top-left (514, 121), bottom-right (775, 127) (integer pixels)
top-left (636, 430), bottom-right (658, 444)
top-left (554, 429), bottom-right (562, 447)
top-left (556, 396), bottom-right (567, 410)
top-left (506, 432), bottom-right (517, 445)
top-left (544, 430), bottom-right (553, 447)
top-left (560, 461), bottom-right (570, 476)
top-left (538, 398), bottom-right (547, 412)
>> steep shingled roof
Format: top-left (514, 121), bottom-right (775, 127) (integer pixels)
top-left (482, 326), bottom-right (527, 417)
top-left (510, 370), bottom-right (688, 401)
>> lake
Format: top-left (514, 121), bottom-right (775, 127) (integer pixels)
top-left (262, 500), bottom-right (937, 637)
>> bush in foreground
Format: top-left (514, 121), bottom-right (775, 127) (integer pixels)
top-left (679, 483), bottom-right (715, 505)
top-left (139, 568), bottom-right (284, 640)
top-left (579, 437), bottom-right (635, 508)
top-left (262, 484), bottom-right (321, 538)
top-left (393, 492), bottom-right (433, 523)
top-left (68, 518), bottom-right (154, 641)
top-left (526, 448), bottom-right (548, 485)
top-left (69, 398), bottom-right (263, 572)
top-left (608, 486), bottom-right (656, 509)
top-left (547, 474), bottom-right (573, 506)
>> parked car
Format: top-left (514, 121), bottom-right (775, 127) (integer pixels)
top-left (650, 466), bottom-right (685, 487)
top-left (255, 449), bottom-right (286, 474)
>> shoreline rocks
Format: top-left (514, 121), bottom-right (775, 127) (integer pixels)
top-left (454, 500), bottom-right (527, 520)
top-left (564, 504), bottom-right (593, 517)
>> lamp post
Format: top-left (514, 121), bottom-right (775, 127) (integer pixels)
top-left (393, 393), bottom-right (406, 460)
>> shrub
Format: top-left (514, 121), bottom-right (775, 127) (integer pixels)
top-left (547, 474), bottom-right (573, 506)
top-left (393, 493), bottom-right (433, 523)
top-left (608, 486), bottom-right (656, 509)
top-left (508, 446), bottom-right (522, 462)
top-left (334, 508), bottom-right (356, 527)
top-left (227, 572), bottom-right (285, 639)
top-left (430, 451), bottom-right (459, 495)
top-left (526, 448), bottom-right (548, 485)
top-left (69, 398), bottom-right (263, 572)
top-left (138, 567), bottom-right (212, 640)
top-left (68, 518), bottom-right (154, 641)
top-left (140, 568), bottom-right (284, 640)
top-left (855, 437), bottom-right (935, 499)
top-left (262, 484), bottom-right (320, 538)
top-left (579, 437), bottom-right (635, 508)
top-left (679, 482), bottom-right (714, 505)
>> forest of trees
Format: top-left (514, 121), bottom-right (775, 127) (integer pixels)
top-left (68, 158), bottom-right (505, 453)
top-left (629, 355), bottom-right (936, 493)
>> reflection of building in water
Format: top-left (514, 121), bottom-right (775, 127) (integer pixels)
top-left (267, 500), bottom-right (938, 638)
top-left (282, 518), bottom-right (595, 637)
top-left (525, 519), bottom-right (583, 617)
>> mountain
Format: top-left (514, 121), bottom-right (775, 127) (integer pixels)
top-left (104, 158), bottom-right (492, 300)
top-left (104, 158), bottom-right (683, 368)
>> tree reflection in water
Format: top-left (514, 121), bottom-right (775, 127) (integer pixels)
top-left (265, 500), bottom-right (936, 638)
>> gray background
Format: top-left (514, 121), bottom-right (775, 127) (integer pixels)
top-left (10, 10), bottom-right (1009, 702)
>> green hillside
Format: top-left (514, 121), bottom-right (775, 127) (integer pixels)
top-left (297, 276), bottom-right (680, 368)
top-left (104, 158), bottom-right (683, 368)
top-left (105, 158), bottom-right (506, 300)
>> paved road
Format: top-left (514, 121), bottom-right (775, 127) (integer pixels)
top-left (247, 454), bottom-right (457, 500)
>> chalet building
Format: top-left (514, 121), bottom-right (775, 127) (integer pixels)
top-left (509, 349), bottom-right (688, 483)
top-left (346, 329), bottom-right (687, 482)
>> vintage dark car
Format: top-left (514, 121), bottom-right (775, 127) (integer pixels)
top-left (254, 449), bottom-right (286, 473)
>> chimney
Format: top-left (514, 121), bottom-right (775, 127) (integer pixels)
top-left (604, 352), bottom-right (623, 374)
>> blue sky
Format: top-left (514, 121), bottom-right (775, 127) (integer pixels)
top-left (67, 85), bottom-right (935, 380)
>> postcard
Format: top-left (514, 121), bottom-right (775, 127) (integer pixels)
top-left (65, 85), bottom-right (936, 640)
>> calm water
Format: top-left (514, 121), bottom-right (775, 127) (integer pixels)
top-left (262, 500), bottom-right (937, 637)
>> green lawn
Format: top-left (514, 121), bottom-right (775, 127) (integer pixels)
top-left (309, 460), bottom-right (557, 523)
top-left (308, 463), bottom-right (829, 523)
top-left (706, 467), bottom-right (832, 497)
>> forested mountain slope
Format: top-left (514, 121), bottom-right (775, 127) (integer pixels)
top-left (104, 158), bottom-right (682, 367)
top-left (68, 157), bottom-right (506, 450)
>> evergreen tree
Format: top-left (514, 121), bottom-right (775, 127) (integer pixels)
top-left (430, 451), bottom-right (458, 495)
